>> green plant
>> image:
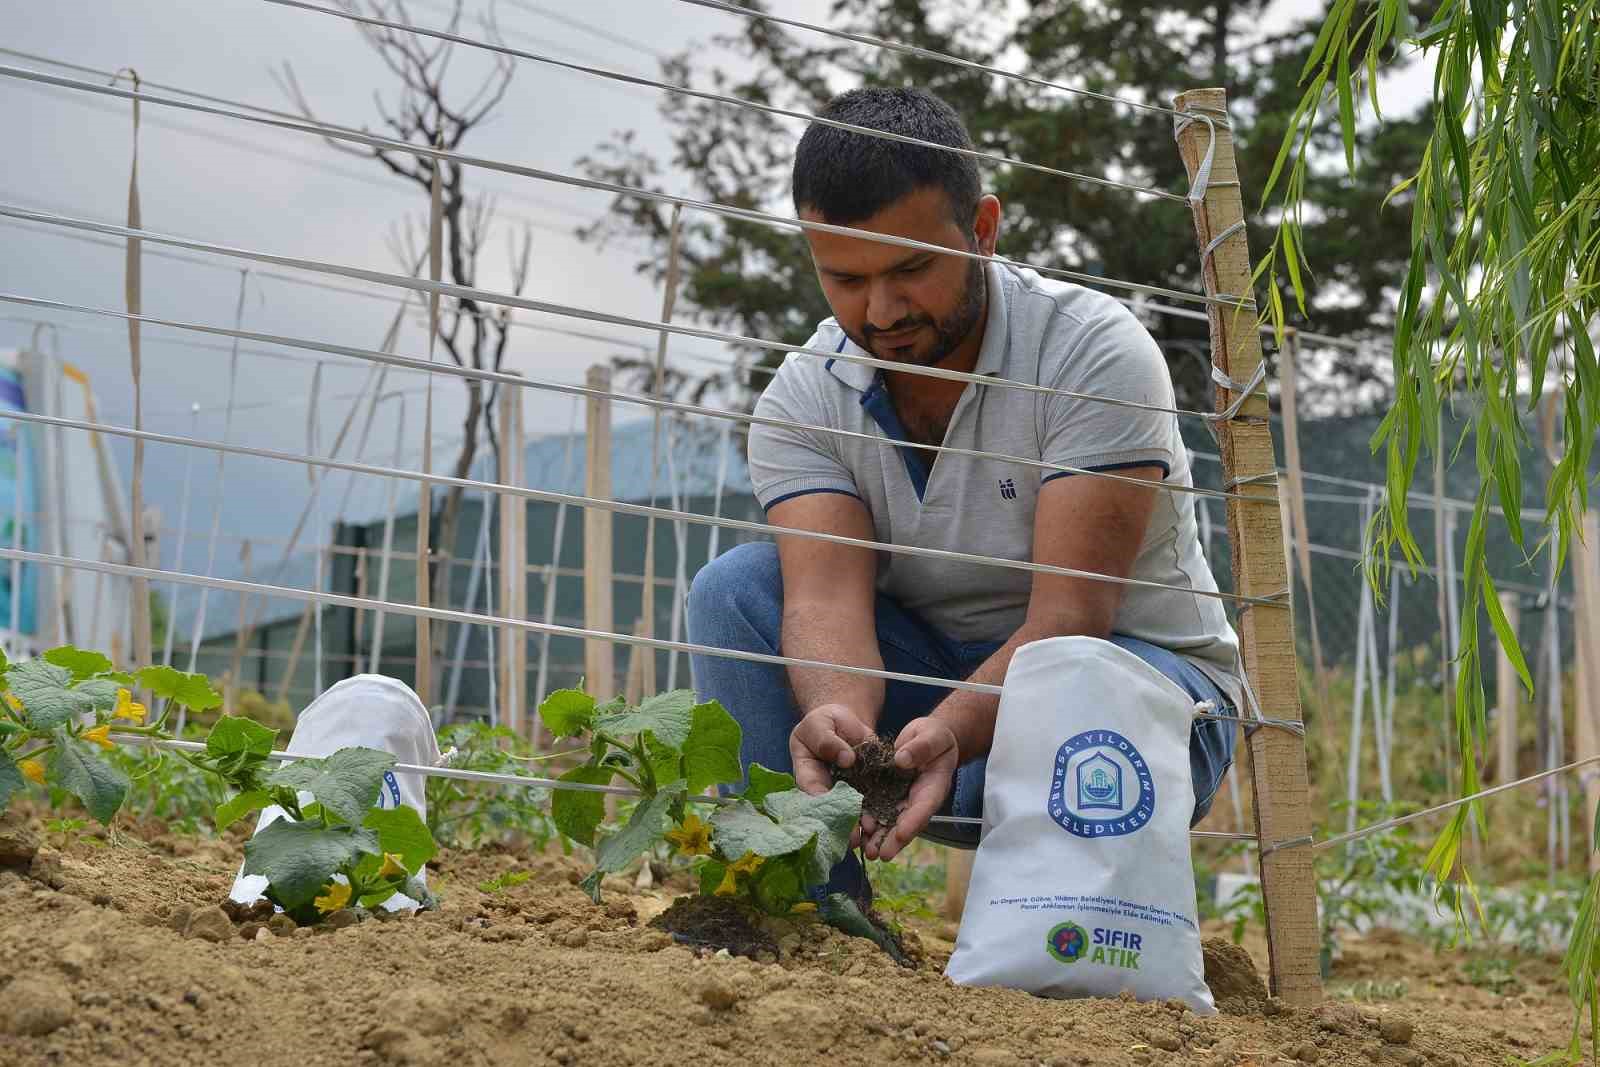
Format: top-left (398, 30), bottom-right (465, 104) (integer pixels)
top-left (1256, 6), bottom-right (1599, 1055)
top-left (478, 869), bottom-right (533, 894)
top-left (1330, 978), bottom-right (1410, 1002)
top-left (427, 721), bottom-right (557, 850)
top-left (0, 645), bottom-right (436, 927)
top-left (42, 816), bottom-right (100, 850)
top-left (1462, 956), bottom-right (1525, 995)
top-left (199, 716), bottom-right (437, 925)
top-left (0, 645), bottom-right (223, 822)
top-left (536, 686), bottom-right (861, 918)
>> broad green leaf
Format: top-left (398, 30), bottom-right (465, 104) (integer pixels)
top-left (763, 784), bottom-right (863, 883)
top-left (9, 659), bottom-right (93, 730)
top-left (582, 781), bottom-right (686, 902)
top-left (698, 859), bottom-right (727, 898)
top-left (242, 820), bottom-right (378, 912)
top-left (710, 800), bottom-right (818, 862)
top-left (0, 750), bottom-right (24, 812)
top-left (742, 763), bottom-right (797, 811)
top-left (51, 733), bottom-right (129, 823)
top-left (133, 665), bottom-right (223, 711)
top-left (363, 805), bottom-right (438, 875)
top-left (537, 688), bottom-right (597, 737)
top-left (206, 716), bottom-right (278, 759)
top-left (595, 689), bottom-right (695, 749)
top-left (267, 747), bottom-right (395, 826)
top-left (215, 789), bottom-right (272, 831)
top-left (74, 679), bottom-right (123, 713)
top-left (749, 851), bottom-right (807, 915)
top-left (42, 646), bottom-right (113, 680)
top-left (551, 763), bottom-right (613, 847)
top-left (0, 643), bottom-right (9, 676)
top-left (681, 700), bottom-right (742, 793)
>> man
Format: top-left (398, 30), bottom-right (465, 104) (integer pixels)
top-left (686, 87), bottom-right (1241, 899)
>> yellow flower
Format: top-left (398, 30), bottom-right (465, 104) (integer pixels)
top-left (313, 880), bottom-right (352, 914)
top-left (19, 759), bottom-right (45, 785)
top-left (377, 852), bottom-right (407, 879)
top-left (664, 813), bottom-right (713, 857)
top-left (729, 851), bottom-right (764, 878)
top-left (112, 688), bottom-right (147, 723)
top-left (4, 692), bottom-right (22, 715)
top-left (81, 724), bottom-right (114, 750)
top-left (714, 851), bottom-right (765, 897)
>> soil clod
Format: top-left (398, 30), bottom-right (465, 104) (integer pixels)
top-left (651, 894), bottom-right (777, 959)
top-left (185, 905), bottom-right (235, 943)
top-left (834, 737), bottom-right (915, 827)
top-left (1202, 937), bottom-right (1267, 1014)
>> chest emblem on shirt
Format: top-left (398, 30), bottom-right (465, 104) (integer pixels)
top-left (998, 478), bottom-right (1017, 500)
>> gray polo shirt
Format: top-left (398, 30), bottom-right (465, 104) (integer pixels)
top-left (748, 260), bottom-right (1242, 707)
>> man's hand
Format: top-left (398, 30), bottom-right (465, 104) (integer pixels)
top-left (789, 704), bottom-right (875, 795)
top-left (861, 717), bottom-right (959, 862)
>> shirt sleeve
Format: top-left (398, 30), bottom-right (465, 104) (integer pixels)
top-left (1040, 304), bottom-right (1178, 481)
top-left (747, 351), bottom-right (861, 510)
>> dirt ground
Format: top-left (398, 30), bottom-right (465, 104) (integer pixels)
top-left (0, 815), bottom-right (1582, 1067)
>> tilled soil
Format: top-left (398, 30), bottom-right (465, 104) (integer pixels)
top-left (0, 814), bottom-right (1583, 1067)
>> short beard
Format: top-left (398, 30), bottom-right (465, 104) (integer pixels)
top-left (851, 256), bottom-right (987, 368)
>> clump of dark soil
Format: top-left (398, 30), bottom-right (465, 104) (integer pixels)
top-left (1203, 936), bottom-right (1269, 1014)
top-left (834, 737), bottom-right (915, 826)
top-left (651, 893), bottom-right (778, 959)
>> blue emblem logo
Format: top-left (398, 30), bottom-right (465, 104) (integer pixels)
top-left (381, 770), bottom-right (402, 809)
top-left (998, 478), bottom-right (1017, 500)
top-left (1075, 753), bottom-right (1123, 811)
top-left (1048, 730), bottom-right (1155, 838)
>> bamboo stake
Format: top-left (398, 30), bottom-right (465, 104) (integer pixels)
top-left (584, 364), bottom-right (615, 702)
top-left (1174, 87), bottom-right (1321, 1005)
top-left (1573, 514), bottom-right (1600, 872)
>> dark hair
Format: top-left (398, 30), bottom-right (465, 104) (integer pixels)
top-left (792, 87), bottom-right (981, 231)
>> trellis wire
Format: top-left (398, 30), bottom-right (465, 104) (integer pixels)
top-left (672, 0), bottom-right (1194, 120)
top-left (0, 66), bottom-right (1249, 314)
top-left (0, 289), bottom-right (1269, 507)
top-left (0, 404), bottom-right (1287, 609)
top-left (259, 0), bottom-right (1186, 205)
top-left (109, 732), bottom-right (1254, 838)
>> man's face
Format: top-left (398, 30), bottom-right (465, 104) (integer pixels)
top-left (801, 187), bottom-right (996, 369)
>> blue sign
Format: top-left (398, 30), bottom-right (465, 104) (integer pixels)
top-left (1048, 729), bottom-right (1155, 838)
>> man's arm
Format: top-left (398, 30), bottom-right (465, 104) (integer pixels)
top-left (767, 491), bottom-right (883, 794)
top-left (867, 466), bottom-right (1162, 859)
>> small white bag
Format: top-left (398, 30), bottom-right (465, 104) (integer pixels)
top-left (228, 674), bottom-right (441, 910)
top-left (945, 637), bottom-right (1215, 1014)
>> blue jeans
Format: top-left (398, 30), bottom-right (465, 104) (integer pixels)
top-left (685, 542), bottom-right (1236, 899)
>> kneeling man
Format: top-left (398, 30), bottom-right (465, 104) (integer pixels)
top-left (686, 87), bottom-right (1242, 899)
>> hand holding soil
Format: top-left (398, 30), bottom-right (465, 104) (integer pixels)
top-left (834, 719), bottom-right (960, 861)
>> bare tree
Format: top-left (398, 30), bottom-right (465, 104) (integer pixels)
top-left (279, 0), bottom-right (532, 698)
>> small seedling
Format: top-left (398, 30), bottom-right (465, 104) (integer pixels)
top-left (478, 869), bottom-right (533, 894)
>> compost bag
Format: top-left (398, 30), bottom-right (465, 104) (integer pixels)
top-left (945, 636), bottom-right (1215, 1014)
top-left (228, 674), bottom-right (440, 911)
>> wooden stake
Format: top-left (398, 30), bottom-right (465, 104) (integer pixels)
top-left (1494, 590), bottom-right (1520, 783)
top-left (498, 377), bottom-right (528, 736)
top-left (1174, 88), bottom-right (1321, 1005)
top-left (943, 848), bottom-right (975, 920)
top-left (585, 364), bottom-right (616, 702)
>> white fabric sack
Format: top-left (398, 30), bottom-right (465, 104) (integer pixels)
top-left (228, 674), bottom-right (441, 911)
top-left (945, 636), bottom-right (1215, 1014)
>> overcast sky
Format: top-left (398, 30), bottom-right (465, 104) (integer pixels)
top-left (0, 0), bottom-right (1425, 579)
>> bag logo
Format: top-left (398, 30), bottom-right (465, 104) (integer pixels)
top-left (1045, 920), bottom-right (1090, 964)
top-left (1048, 729), bottom-right (1156, 838)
